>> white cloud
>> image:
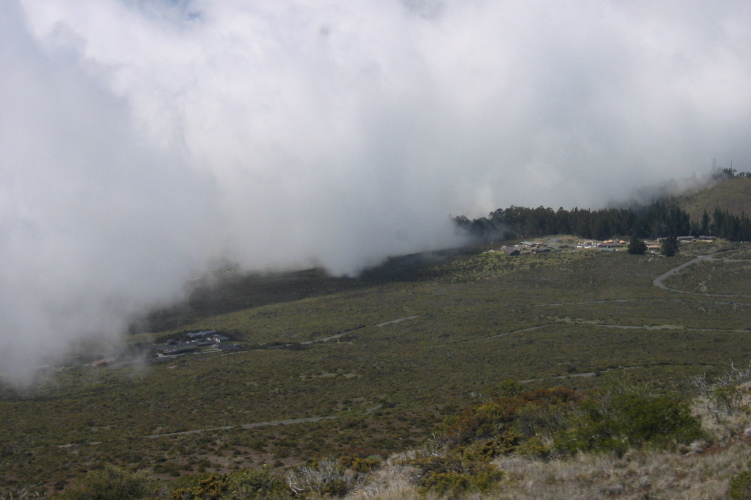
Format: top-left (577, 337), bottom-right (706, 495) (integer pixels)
top-left (2, 0), bottom-right (751, 384)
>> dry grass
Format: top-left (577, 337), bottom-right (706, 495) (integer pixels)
top-left (346, 463), bottom-right (420, 500)
top-left (346, 443), bottom-right (751, 500)
top-left (348, 398), bottom-right (751, 500)
top-left (492, 445), bottom-right (751, 499)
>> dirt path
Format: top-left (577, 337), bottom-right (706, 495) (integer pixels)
top-left (376, 315), bottom-right (419, 327)
top-left (598, 323), bottom-right (751, 333)
top-left (300, 333), bottom-right (345, 345)
top-left (145, 416), bottom-right (337, 439)
top-left (652, 250), bottom-right (751, 298)
top-left (653, 253), bottom-right (719, 292)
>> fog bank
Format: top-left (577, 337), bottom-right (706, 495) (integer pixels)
top-left (2, 0), bottom-right (750, 385)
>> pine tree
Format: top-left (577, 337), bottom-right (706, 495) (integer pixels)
top-left (660, 235), bottom-right (679, 257)
top-left (627, 235), bottom-right (647, 255)
top-left (701, 211), bottom-right (710, 235)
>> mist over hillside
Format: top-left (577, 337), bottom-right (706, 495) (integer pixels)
top-left (2, 0), bottom-right (751, 386)
top-left (674, 175), bottom-right (751, 222)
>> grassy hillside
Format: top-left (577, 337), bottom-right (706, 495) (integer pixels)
top-left (4, 238), bottom-right (751, 497)
top-left (673, 176), bottom-right (751, 222)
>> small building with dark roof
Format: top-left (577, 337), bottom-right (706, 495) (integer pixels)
top-left (212, 343), bottom-right (242, 352)
top-left (186, 330), bottom-right (217, 340)
top-left (158, 344), bottom-right (199, 357)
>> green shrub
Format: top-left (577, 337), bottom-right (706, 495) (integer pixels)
top-left (729, 470), bottom-right (751, 500)
top-left (421, 470), bottom-right (470, 496)
top-left (337, 453), bottom-right (382, 473)
top-left (406, 455), bottom-right (503, 497)
top-left (169, 474), bottom-right (229, 500)
top-left (228, 467), bottom-right (290, 499)
top-left (485, 379), bottom-right (525, 399)
top-left (460, 433), bottom-right (519, 462)
top-left (56, 467), bottom-right (154, 500)
top-left (443, 386), bottom-right (579, 455)
top-left (442, 384), bottom-right (704, 461)
top-left (516, 435), bottom-right (550, 459)
top-left (554, 392), bottom-right (704, 455)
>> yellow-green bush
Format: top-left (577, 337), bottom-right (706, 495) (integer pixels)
top-left (169, 474), bottom-right (229, 500)
top-left (228, 467), bottom-right (290, 499)
top-left (729, 469), bottom-right (751, 500)
top-left (405, 455), bottom-right (503, 497)
top-left (55, 467), bottom-right (154, 500)
top-left (337, 453), bottom-right (382, 473)
top-left (442, 386), bottom-right (579, 455)
top-left (442, 384), bottom-right (703, 461)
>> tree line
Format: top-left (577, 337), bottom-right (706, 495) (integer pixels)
top-left (454, 201), bottom-right (751, 242)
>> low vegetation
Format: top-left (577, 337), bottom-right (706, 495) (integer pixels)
top-left (26, 373), bottom-right (751, 499)
top-left (3, 235), bottom-right (751, 498)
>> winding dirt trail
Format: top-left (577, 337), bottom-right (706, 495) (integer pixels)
top-left (652, 250), bottom-right (751, 298)
top-left (653, 253), bottom-right (720, 292)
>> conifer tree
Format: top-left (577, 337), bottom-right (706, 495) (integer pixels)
top-left (660, 235), bottom-right (679, 257)
top-left (627, 235), bottom-right (647, 255)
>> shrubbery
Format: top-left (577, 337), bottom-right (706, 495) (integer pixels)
top-left (165, 469), bottom-right (290, 500)
top-left (337, 453), bottom-right (382, 473)
top-left (228, 467), bottom-right (289, 499)
top-left (57, 467), bottom-right (154, 500)
top-left (729, 467), bottom-right (751, 500)
top-left (405, 382), bottom-right (704, 497)
top-left (404, 455), bottom-right (503, 497)
top-left (442, 384), bottom-right (580, 458)
top-left (693, 362), bottom-right (751, 418)
top-left (555, 391), bottom-right (704, 455)
top-left (169, 474), bottom-right (229, 500)
top-left (51, 383), bottom-right (710, 500)
top-left (442, 383), bottom-right (703, 460)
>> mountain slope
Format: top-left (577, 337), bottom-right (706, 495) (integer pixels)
top-left (673, 176), bottom-right (751, 222)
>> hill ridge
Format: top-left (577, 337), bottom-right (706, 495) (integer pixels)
top-left (673, 176), bottom-right (751, 222)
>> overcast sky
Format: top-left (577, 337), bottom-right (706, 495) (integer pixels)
top-left (2, 0), bottom-right (750, 385)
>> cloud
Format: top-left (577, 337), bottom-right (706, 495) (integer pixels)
top-left (2, 0), bottom-right (751, 385)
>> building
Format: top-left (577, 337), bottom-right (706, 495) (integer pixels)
top-left (158, 344), bottom-right (199, 357)
top-left (186, 330), bottom-right (217, 341)
top-left (598, 242), bottom-right (623, 249)
top-left (212, 343), bottom-right (242, 352)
